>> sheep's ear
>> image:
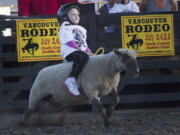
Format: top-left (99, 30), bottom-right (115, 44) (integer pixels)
top-left (122, 52), bottom-right (130, 61)
top-left (114, 49), bottom-right (122, 56)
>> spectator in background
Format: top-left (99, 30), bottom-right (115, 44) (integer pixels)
top-left (99, 0), bottom-right (139, 32)
top-left (17, 0), bottom-right (78, 16)
top-left (98, 0), bottom-right (116, 32)
top-left (98, 0), bottom-right (116, 15)
top-left (140, 0), bottom-right (178, 12)
top-left (109, 0), bottom-right (140, 13)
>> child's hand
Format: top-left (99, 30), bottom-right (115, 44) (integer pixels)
top-left (76, 46), bottom-right (80, 50)
top-left (87, 52), bottom-right (94, 56)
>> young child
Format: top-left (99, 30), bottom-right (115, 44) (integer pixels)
top-left (57, 2), bottom-right (93, 96)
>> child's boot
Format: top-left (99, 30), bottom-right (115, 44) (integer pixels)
top-left (64, 77), bottom-right (80, 96)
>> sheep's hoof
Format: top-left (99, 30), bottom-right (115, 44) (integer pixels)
top-left (24, 110), bottom-right (32, 120)
top-left (106, 106), bottom-right (113, 119)
top-left (104, 119), bottom-right (110, 128)
top-left (102, 108), bottom-right (110, 128)
top-left (24, 113), bottom-right (30, 121)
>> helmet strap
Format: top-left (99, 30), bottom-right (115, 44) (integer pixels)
top-left (66, 16), bottom-right (77, 25)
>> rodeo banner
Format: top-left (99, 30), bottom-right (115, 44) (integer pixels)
top-left (121, 14), bottom-right (174, 57)
top-left (16, 18), bottom-right (62, 62)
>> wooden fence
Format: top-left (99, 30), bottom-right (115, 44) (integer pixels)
top-left (0, 4), bottom-right (180, 111)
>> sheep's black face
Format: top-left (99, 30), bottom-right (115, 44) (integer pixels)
top-left (114, 49), bottom-right (139, 77)
top-left (122, 52), bottom-right (139, 77)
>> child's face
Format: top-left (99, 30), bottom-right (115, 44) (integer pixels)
top-left (67, 8), bottom-right (80, 24)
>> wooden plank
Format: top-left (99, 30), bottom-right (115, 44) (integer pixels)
top-left (97, 14), bottom-right (122, 25)
top-left (0, 53), bottom-right (17, 61)
top-left (174, 11), bottom-right (180, 21)
top-left (0, 15), bottom-right (57, 20)
top-left (3, 72), bottom-right (179, 91)
top-left (138, 60), bottom-right (180, 69)
top-left (175, 39), bottom-right (180, 48)
top-left (174, 22), bottom-right (180, 41)
top-left (0, 30), bottom-right (3, 96)
top-left (1, 81), bottom-right (33, 91)
top-left (120, 75), bottom-right (180, 85)
top-left (1, 62), bottom-right (51, 92)
top-left (79, 15), bottom-right (89, 25)
top-left (118, 84), bottom-right (180, 95)
top-left (124, 92), bottom-right (180, 103)
top-left (0, 36), bottom-right (16, 44)
top-left (0, 100), bottom-right (28, 110)
top-left (102, 92), bottom-right (180, 104)
top-left (1, 92), bottom-right (180, 110)
top-left (0, 67), bottom-right (42, 77)
top-left (0, 91), bottom-right (21, 102)
top-left (87, 13), bottom-right (97, 52)
top-left (0, 20), bottom-right (16, 29)
top-left (0, 53), bottom-right (64, 62)
top-left (98, 31), bottom-right (122, 41)
top-left (79, 3), bottom-right (95, 15)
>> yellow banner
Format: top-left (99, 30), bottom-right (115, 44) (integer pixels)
top-left (16, 18), bottom-right (62, 62)
top-left (121, 14), bottom-right (174, 57)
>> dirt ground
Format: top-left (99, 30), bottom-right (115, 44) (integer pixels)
top-left (0, 107), bottom-right (180, 135)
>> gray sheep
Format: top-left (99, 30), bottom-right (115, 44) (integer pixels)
top-left (24, 48), bottom-right (139, 127)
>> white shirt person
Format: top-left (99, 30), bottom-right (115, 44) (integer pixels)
top-left (109, 0), bottom-right (140, 13)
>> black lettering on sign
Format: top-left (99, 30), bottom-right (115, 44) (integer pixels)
top-left (40, 29), bottom-right (48, 36)
top-left (162, 24), bottom-right (170, 31)
top-left (49, 28), bottom-right (57, 36)
top-left (125, 24), bottom-right (170, 33)
top-left (125, 26), bottom-right (134, 33)
top-left (144, 25), bottom-right (152, 32)
top-left (30, 29), bottom-right (38, 37)
top-left (23, 23), bottom-right (27, 28)
top-left (21, 29), bottom-right (29, 37)
top-left (135, 25), bottom-right (143, 33)
top-left (20, 28), bottom-right (58, 37)
top-left (153, 24), bottom-right (161, 32)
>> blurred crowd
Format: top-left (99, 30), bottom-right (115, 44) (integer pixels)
top-left (97, 0), bottom-right (178, 32)
top-left (17, 0), bottom-right (78, 16)
top-left (17, 0), bottom-right (178, 16)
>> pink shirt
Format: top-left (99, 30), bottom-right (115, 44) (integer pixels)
top-left (18, 0), bottom-right (78, 16)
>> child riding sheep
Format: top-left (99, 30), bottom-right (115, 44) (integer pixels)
top-left (57, 2), bottom-right (93, 96)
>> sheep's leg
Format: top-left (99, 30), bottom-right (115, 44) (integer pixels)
top-left (91, 97), bottom-right (110, 127)
top-left (106, 88), bottom-right (120, 119)
top-left (43, 96), bottom-right (67, 125)
top-left (24, 95), bottom-right (46, 120)
top-left (24, 105), bottom-right (39, 120)
top-left (38, 95), bottom-right (59, 113)
top-left (24, 109), bottom-right (33, 120)
top-left (39, 95), bottom-right (68, 113)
